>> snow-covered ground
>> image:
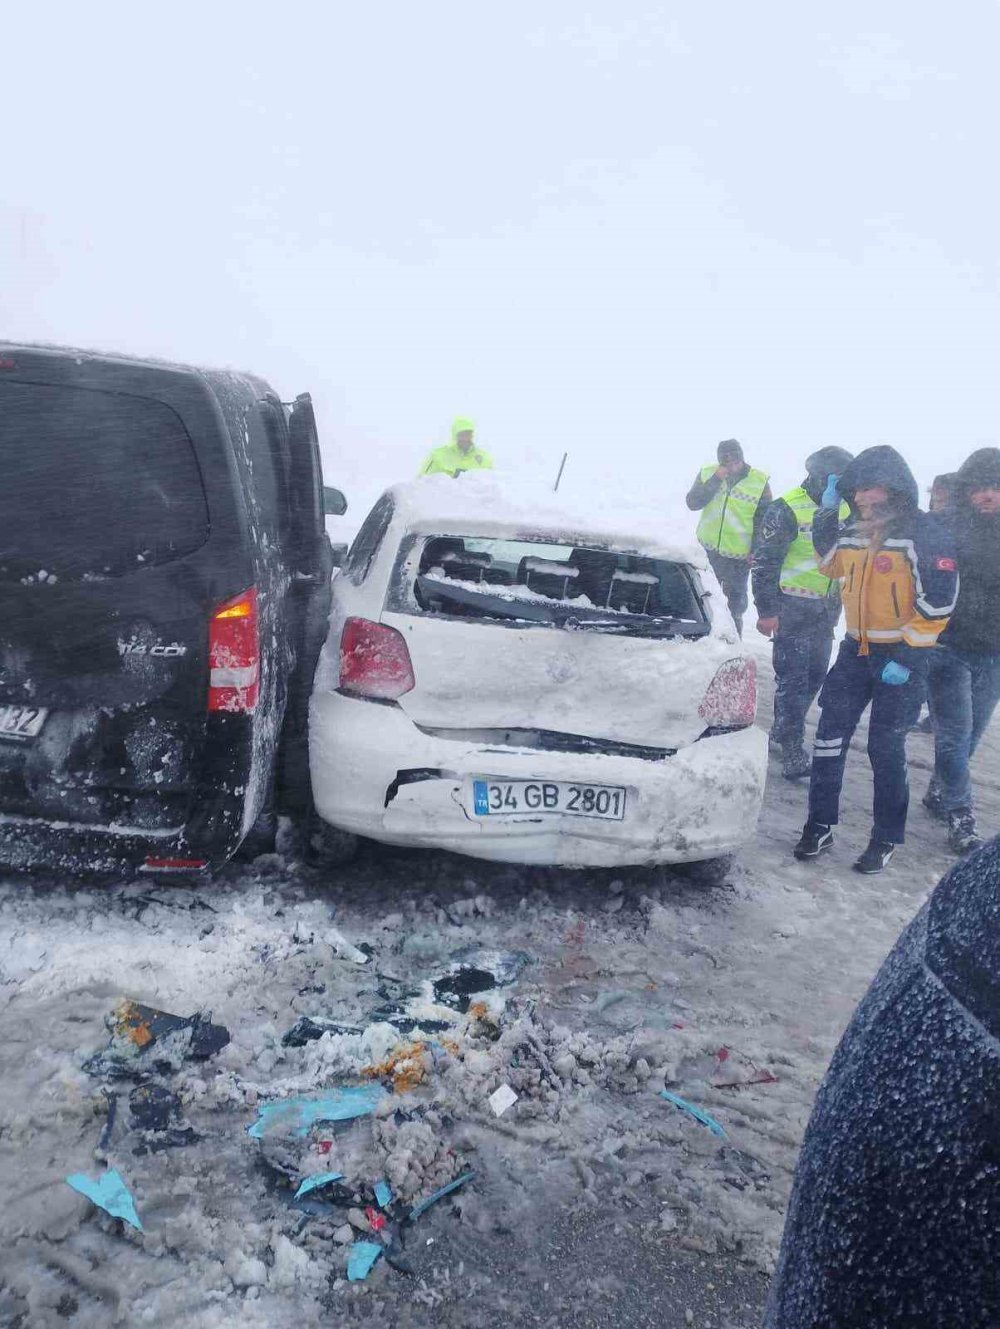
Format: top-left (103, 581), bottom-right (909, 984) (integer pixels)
top-left (0, 638), bottom-right (989, 1328)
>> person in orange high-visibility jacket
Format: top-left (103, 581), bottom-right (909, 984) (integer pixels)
top-left (794, 445), bottom-right (958, 874)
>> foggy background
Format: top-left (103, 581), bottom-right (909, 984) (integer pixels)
top-left (3, 1), bottom-right (998, 524)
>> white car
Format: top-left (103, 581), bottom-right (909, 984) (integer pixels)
top-left (309, 476), bottom-right (767, 870)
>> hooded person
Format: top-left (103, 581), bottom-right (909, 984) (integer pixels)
top-left (924, 447), bottom-right (1000, 853)
top-left (686, 438), bottom-right (771, 635)
top-left (419, 417), bottom-right (494, 477)
top-left (793, 445), bottom-right (958, 874)
top-left (751, 446), bottom-right (853, 779)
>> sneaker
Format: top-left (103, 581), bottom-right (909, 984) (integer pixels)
top-left (793, 821), bottom-right (834, 860)
top-left (947, 808), bottom-right (984, 856)
top-left (782, 746), bottom-right (812, 781)
top-left (922, 787), bottom-right (948, 821)
top-left (853, 838), bottom-right (896, 874)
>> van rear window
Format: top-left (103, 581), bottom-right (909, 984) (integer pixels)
top-left (402, 536), bottom-right (708, 638)
top-left (0, 382), bottom-right (209, 582)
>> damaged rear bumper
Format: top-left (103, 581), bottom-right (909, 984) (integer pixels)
top-left (310, 693), bottom-right (767, 867)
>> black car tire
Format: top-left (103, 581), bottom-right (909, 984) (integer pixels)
top-left (677, 855), bottom-right (734, 886)
top-left (305, 813), bottom-right (360, 868)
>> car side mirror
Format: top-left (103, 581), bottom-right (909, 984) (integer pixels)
top-left (323, 486), bottom-right (348, 516)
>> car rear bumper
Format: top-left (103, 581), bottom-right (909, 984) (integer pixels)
top-left (310, 693), bottom-right (768, 867)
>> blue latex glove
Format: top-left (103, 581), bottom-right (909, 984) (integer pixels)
top-left (881, 661), bottom-right (911, 686)
top-left (821, 475), bottom-right (842, 509)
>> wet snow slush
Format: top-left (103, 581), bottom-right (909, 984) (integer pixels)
top-left (0, 637), bottom-right (991, 1328)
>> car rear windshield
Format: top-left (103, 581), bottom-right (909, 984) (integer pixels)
top-left (401, 535), bottom-right (709, 637)
top-left (0, 382), bottom-right (209, 582)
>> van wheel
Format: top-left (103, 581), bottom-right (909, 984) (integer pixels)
top-left (678, 855), bottom-right (734, 886)
top-left (305, 815), bottom-right (360, 868)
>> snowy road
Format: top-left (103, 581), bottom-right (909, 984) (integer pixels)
top-left (0, 640), bottom-right (991, 1328)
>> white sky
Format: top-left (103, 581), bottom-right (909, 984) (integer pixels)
top-left (3, 2), bottom-right (998, 523)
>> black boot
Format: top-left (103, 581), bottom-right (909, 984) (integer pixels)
top-left (782, 746), bottom-right (812, 780)
top-left (794, 821), bottom-right (834, 860)
top-left (947, 808), bottom-right (984, 856)
top-left (853, 838), bottom-right (895, 874)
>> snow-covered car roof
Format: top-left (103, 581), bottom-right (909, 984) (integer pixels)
top-left (388, 473), bottom-right (708, 569)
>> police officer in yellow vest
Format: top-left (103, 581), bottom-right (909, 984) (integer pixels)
top-left (419, 417), bottom-right (494, 477)
top-left (751, 447), bottom-right (854, 780)
top-left (686, 438), bottom-right (772, 636)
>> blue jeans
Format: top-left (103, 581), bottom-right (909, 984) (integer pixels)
top-left (808, 638), bottom-right (926, 843)
top-left (928, 645), bottom-right (1000, 811)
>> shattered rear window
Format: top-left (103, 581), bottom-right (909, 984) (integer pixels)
top-left (397, 535), bottom-right (708, 637)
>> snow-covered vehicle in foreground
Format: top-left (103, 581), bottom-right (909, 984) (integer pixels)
top-left (0, 343), bottom-right (345, 877)
top-left (309, 476), bottom-right (767, 869)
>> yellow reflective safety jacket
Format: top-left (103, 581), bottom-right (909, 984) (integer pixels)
top-left (778, 486), bottom-right (851, 599)
top-left (695, 465), bottom-right (769, 558)
top-left (419, 442), bottom-right (494, 476)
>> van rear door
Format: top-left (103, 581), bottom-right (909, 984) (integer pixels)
top-left (0, 365), bottom-right (234, 838)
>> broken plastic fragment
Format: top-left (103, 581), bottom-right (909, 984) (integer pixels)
top-left (488, 1084), bottom-right (518, 1117)
top-left (408, 1170), bottom-right (475, 1221)
top-left (365, 1205), bottom-right (387, 1232)
top-left (326, 926), bottom-right (369, 965)
top-left (294, 1170), bottom-right (346, 1199)
top-left (660, 1090), bottom-right (728, 1138)
top-left (374, 1179), bottom-right (393, 1208)
top-left (66, 1168), bottom-right (143, 1232)
top-left (347, 1240), bottom-right (383, 1281)
top-left (247, 1084), bottom-right (386, 1140)
top-left (83, 1000), bottom-right (230, 1078)
top-left (282, 1015), bottom-right (364, 1048)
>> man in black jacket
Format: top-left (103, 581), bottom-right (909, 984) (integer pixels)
top-left (751, 446), bottom-right (853, 779)
top-left (925, 448), bottom-right (1000, 853)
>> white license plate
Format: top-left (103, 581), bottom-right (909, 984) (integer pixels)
top-left (472, 778), bottom-right (627, 821)
top-left (0, 705), bottom-right (49, 741)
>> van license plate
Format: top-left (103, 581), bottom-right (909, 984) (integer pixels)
top-left (472, 779), bottom-right (626, 821)
top-left (0, 705), bottom-right (49, 741)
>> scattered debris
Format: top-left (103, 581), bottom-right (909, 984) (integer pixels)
top-left (83, 1000), bottom-right (230, 1079)
top-left (488, 1084), bottom-right (518, 1117)
top-left (374, 1179), bottom-right (393, 1208)
top-left (365, 1205), bottom-right (387, 1233)
top-left (362, 1042), bottom-right (429, 1093)
top-left (408, 1171), bottom-right (475, 1221)
top-left (282, 1016), bottom-right (364, 1048)
top-left (347, 1241), bottom-right (383, 1281)
top-left (247, 1085), bottom-right (387, 1140)
top-left (294, 1171), bottom-right (346, 1199)
top-left (432, 967), bottom-right (496, 1012)
top-left (66, 1169), bottom-right (143, 1232)
top-left (327, 926), bottom-right (370, 966)
top-left (129, 1084), bottom-right (199, 1154)
top-left (95, 1090), bottom-right (118, 1155)
top-left (710, 1046), bottom-right (779, 1089)
top-left (660, 1090), bottom-right (728, 1139)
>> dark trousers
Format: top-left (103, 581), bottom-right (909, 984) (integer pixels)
top-left (706, 549), bottom-right (750, 636)
top-left (772, 605), bottom-right (837, 749)
top-left (928, 645), bottom-right (1000, 812)
top-left (808, 638), bottom-right (925, 843)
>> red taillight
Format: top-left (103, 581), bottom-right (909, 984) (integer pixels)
top-left (142, 856), bottom-right (208, 873)
top-left (699, 657), bottom-right (757, 728)
top-left (339, 617), bottom-right (415, 701)
top-left (208, 587), bottom-right (259, 712)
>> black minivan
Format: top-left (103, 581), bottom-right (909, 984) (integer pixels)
top-left (0, 343), bottom-right (344, 876)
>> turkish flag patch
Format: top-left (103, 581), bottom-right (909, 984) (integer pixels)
top-left (936, 556), bottom-right (957, 571)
